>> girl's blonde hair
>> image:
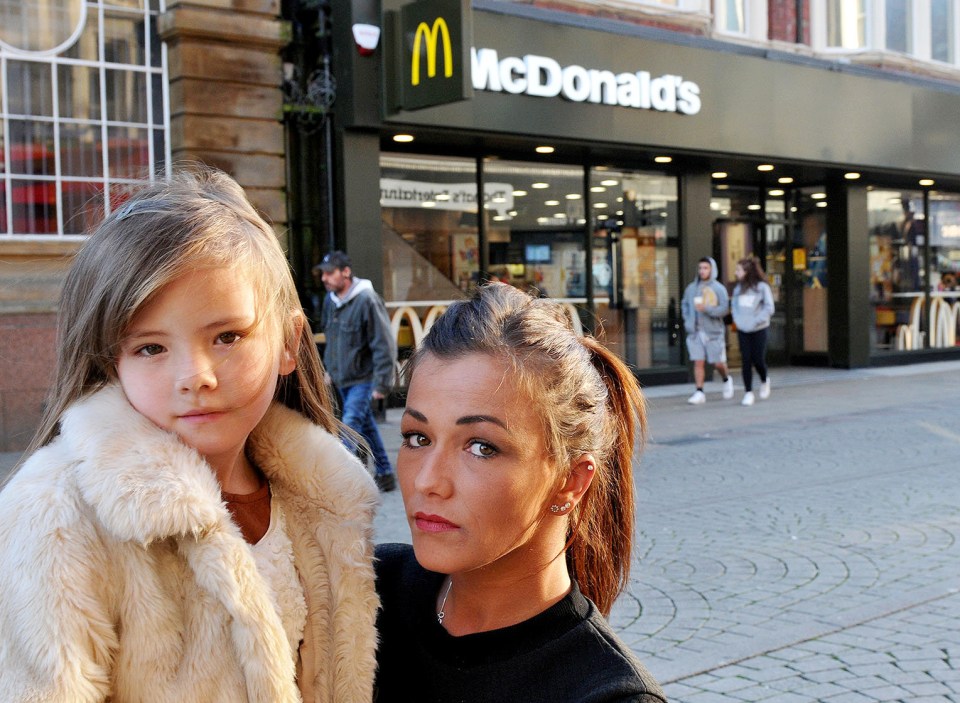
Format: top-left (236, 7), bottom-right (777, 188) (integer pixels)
top-left (405, 283), bottom-right (647, 616)
top-left (25, 166), bottom-right (336, 456)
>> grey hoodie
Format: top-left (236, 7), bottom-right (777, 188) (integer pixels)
top-left (731, 280), bottom-right (774, 333)
top-left (681, 257), bottom-right (729, 337)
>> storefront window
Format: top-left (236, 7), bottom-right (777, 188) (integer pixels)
top-left (868, 189), bottom-right (925, 352)
top-left (1, 0), bottom-right (168, 237)
top-left (928, 191), bottom-right (960, 348)
top-left (482, 159), bottom-right (586, 299)
top-left (590, 168), bottom-right (681, 368)
top-left (794, 187), bottom-right (829, 353)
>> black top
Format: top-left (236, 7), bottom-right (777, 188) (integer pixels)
top-left (374, 543), bottom-right (668, 703)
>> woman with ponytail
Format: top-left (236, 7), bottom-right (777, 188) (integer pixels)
top-left (375, 284), bottom-right (665, 702)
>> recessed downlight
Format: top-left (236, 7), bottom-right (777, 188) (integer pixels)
top-left (535, 145), bottom-right (555, 154)
top-left (757, 164), bottom-right (775, 172)
top-left (392, 134), bottom-right (414, 143)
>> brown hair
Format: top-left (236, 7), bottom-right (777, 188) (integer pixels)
top-left (737, 255), bottom-right (768, 290)
top-left (23, 166), bottom-right (336, 461)
top-left (406, 283), bottom-right (646, 615)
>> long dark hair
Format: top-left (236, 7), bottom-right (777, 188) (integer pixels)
top-left (405, 283), bottom-right (646, 615)
top-left (738, 255), bottom-right (768, 290)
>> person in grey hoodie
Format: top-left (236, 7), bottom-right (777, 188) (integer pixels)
top-left (731, 256), bottom-right (775, 406)
top-left (317, 250), bottom-right (398, 491)
top-left (681, 256), bottom-right (733, 404)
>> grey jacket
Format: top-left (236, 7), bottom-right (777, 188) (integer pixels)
top-left (681, 257), bottom-right (729, 337)
top-left (320, 278), bottom-right (397, 395)
top-left (731, 281), bottom-right (775, 333)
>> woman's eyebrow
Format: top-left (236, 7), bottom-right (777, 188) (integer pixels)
top-left (456, 415), bottom-right (507, 430)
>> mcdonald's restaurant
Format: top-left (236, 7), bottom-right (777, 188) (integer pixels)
top-left (326, 0), bottom-right (960, 385)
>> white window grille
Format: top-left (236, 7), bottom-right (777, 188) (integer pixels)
top-left (1, 0), bottom-right (170, 238)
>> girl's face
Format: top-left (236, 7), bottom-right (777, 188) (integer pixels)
top-left (735, 263), bottom-right (746, 281)
top-left (116, 267), bottom-right (295, 479)
top-left (398, 352), bottom-right (564, 580)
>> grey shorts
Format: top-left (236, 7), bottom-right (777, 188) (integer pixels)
top-left (686, 330), bottom-right (727, 364)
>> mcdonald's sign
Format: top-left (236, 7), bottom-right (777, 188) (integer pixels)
top-left (387, 0), bottom-right (472, 112)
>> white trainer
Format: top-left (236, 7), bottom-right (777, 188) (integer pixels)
top-left (722, 376), bottom-right (734, 400)
top-left (687, 390), bottom-right (706, 405)
top-left (741, 391), bottom-right (755, 406)
top-left (759, 378), bottom-right (771, 400)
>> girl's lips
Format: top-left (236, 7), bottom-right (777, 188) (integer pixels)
top-left (414, 512), bottom-right (460, 532)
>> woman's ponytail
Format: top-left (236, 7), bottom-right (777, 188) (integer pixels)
top-left (568, 336), bottom-right (646, 616)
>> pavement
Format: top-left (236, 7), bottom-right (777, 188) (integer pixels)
top-left (3, 360), bottom-right (960, 701)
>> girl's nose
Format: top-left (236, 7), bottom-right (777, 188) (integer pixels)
top-left (178, 354), bottom-right (217, 393)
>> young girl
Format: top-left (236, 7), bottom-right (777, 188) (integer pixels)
top-left (0, 168), bottom-right (379, 702)
top-left (374, 284), bottom-right (666, 702)
top-left (731, 255), bottom-right (775, 406)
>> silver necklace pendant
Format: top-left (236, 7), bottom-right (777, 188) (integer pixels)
top-left (437, 578), bottom-right (453, 625)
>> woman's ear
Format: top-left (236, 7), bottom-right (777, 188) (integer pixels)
top-left (280, 311), bottom-right (304, 376)
top-left (549, 454), bottom-right (597, 515)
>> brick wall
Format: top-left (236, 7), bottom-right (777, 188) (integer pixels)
top-left (0, 313), bottom-right (56, 451)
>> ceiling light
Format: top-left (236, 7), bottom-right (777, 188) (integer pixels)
top-left (712, 172), bottom-right (728, 179)
top-left (422, 201), bottom-right (436, 208)
top-left (778, 177), bottom-right (794, 184)
top-left (758, 164), bottom-right (774, 172)
top-left (590, 186), bottom-right (606, 193)
top-left (768, 189), bottom-right (784, 197)
top-left (435, 193), bottom-right (450, 201)
top-left (565, 193), bottom-right (581, 200)
top-left (545, 200), bottom-right (560, 206)
top-left (654, 156), bottom-right (673, 164)
top-left (920, 178), bottom-right (935, 186)
top-left (535, 146), bottom-right (555, 154)
top-left (392, 134), bottom-right (414, 143)
top-left (748, 204), bottom-right (762, 210)
top-left (600, 179), bottom-right (619, 186)
top-left (512, 190), bottom-right (528, 197)
top-left (716, 184), bottom-right (729, 191)
top-left (844, 172), bottom-right (861, 180)
top-left (811, 192), bottom-right (826, 199)
top-left (816, 201), bottom-right (827, 207)
top-left (532, 182), bottom-right (549, 189)
top-left (593, 202), bottom-right (608, 208)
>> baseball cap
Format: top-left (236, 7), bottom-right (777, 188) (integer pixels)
top-left (316, 250), bottom-right (351, 272)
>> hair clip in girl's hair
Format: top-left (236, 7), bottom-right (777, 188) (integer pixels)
top-left (114, 200), bottom-right (142, 221)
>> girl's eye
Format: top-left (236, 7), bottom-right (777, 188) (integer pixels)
top-left (468, 441), bottom-right (497, 458)
top-left (401, 432), bottom-right (430, 448)
top-left (217, 331), bottom-right (242, 345)
top-left (135, 343), bottom-right (165, 357)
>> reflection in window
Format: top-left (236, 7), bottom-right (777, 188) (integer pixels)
top-left (0, 0), bottom-right (85, 53)
top-left (931, 0), bottom-right (955, 63)
top-left (885, 0), bottom-right (911, 53)
top-left (868, 189), bottom-right (925, 352)
top-left (718, 0), bottom-right (746, 34)
top-left (928, 193), bottom-right (960, 348)
top-left (826, 0), bottom-right (867, 48)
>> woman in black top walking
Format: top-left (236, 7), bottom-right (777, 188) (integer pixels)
top-left (375, 283), bottom-right (667, 703)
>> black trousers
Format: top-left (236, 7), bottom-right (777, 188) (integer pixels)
top-left (737, 327), bottom-right (769, 392)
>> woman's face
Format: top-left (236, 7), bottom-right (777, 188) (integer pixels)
top-left (398, 352), bottom-right (564, 580)
top-left (735, 263), bottom-right (746, 281)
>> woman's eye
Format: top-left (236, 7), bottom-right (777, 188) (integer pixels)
top-left (468, 441), bottom-right (496, 458)
top-left (217, 332), bottom-right (242, 345)
top-left (402, 432), bottom-right (430, 448)
top-left (136, 343), bottom-right (165, 357)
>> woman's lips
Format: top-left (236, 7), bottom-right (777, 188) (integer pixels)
top-left (415, 512), bottom-right (460, 532)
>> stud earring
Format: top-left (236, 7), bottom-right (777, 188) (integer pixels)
top-left (550, 501), bottom-right (572, 514)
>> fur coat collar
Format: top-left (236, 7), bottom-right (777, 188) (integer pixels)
top-left (0, 385), bottom-right (379, 703)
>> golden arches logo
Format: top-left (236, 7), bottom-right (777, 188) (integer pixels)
top-left (411, 17), bottom-right (453, 86)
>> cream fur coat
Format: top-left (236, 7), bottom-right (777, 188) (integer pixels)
top-left (0, 386), bottom-right (380, 703)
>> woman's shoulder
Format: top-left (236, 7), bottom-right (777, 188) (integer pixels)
top-left (375, 542), bottom-right (422, 584)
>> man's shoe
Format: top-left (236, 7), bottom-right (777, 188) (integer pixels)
top-left (375, 473), bottom-right (397, 492)
top-left (759, 378), bottom-right (771, 400)
top-left (687, 390), bottom-right (706, 405)
top-left (722, 377), bottom-right (734, 400)
top-left (741, 391), bottom-right (755, 406)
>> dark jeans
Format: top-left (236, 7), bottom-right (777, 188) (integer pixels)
top-left (338, 382), bottom-right (393, 476)
top-left (737, 328), bottom-right (769, 393)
